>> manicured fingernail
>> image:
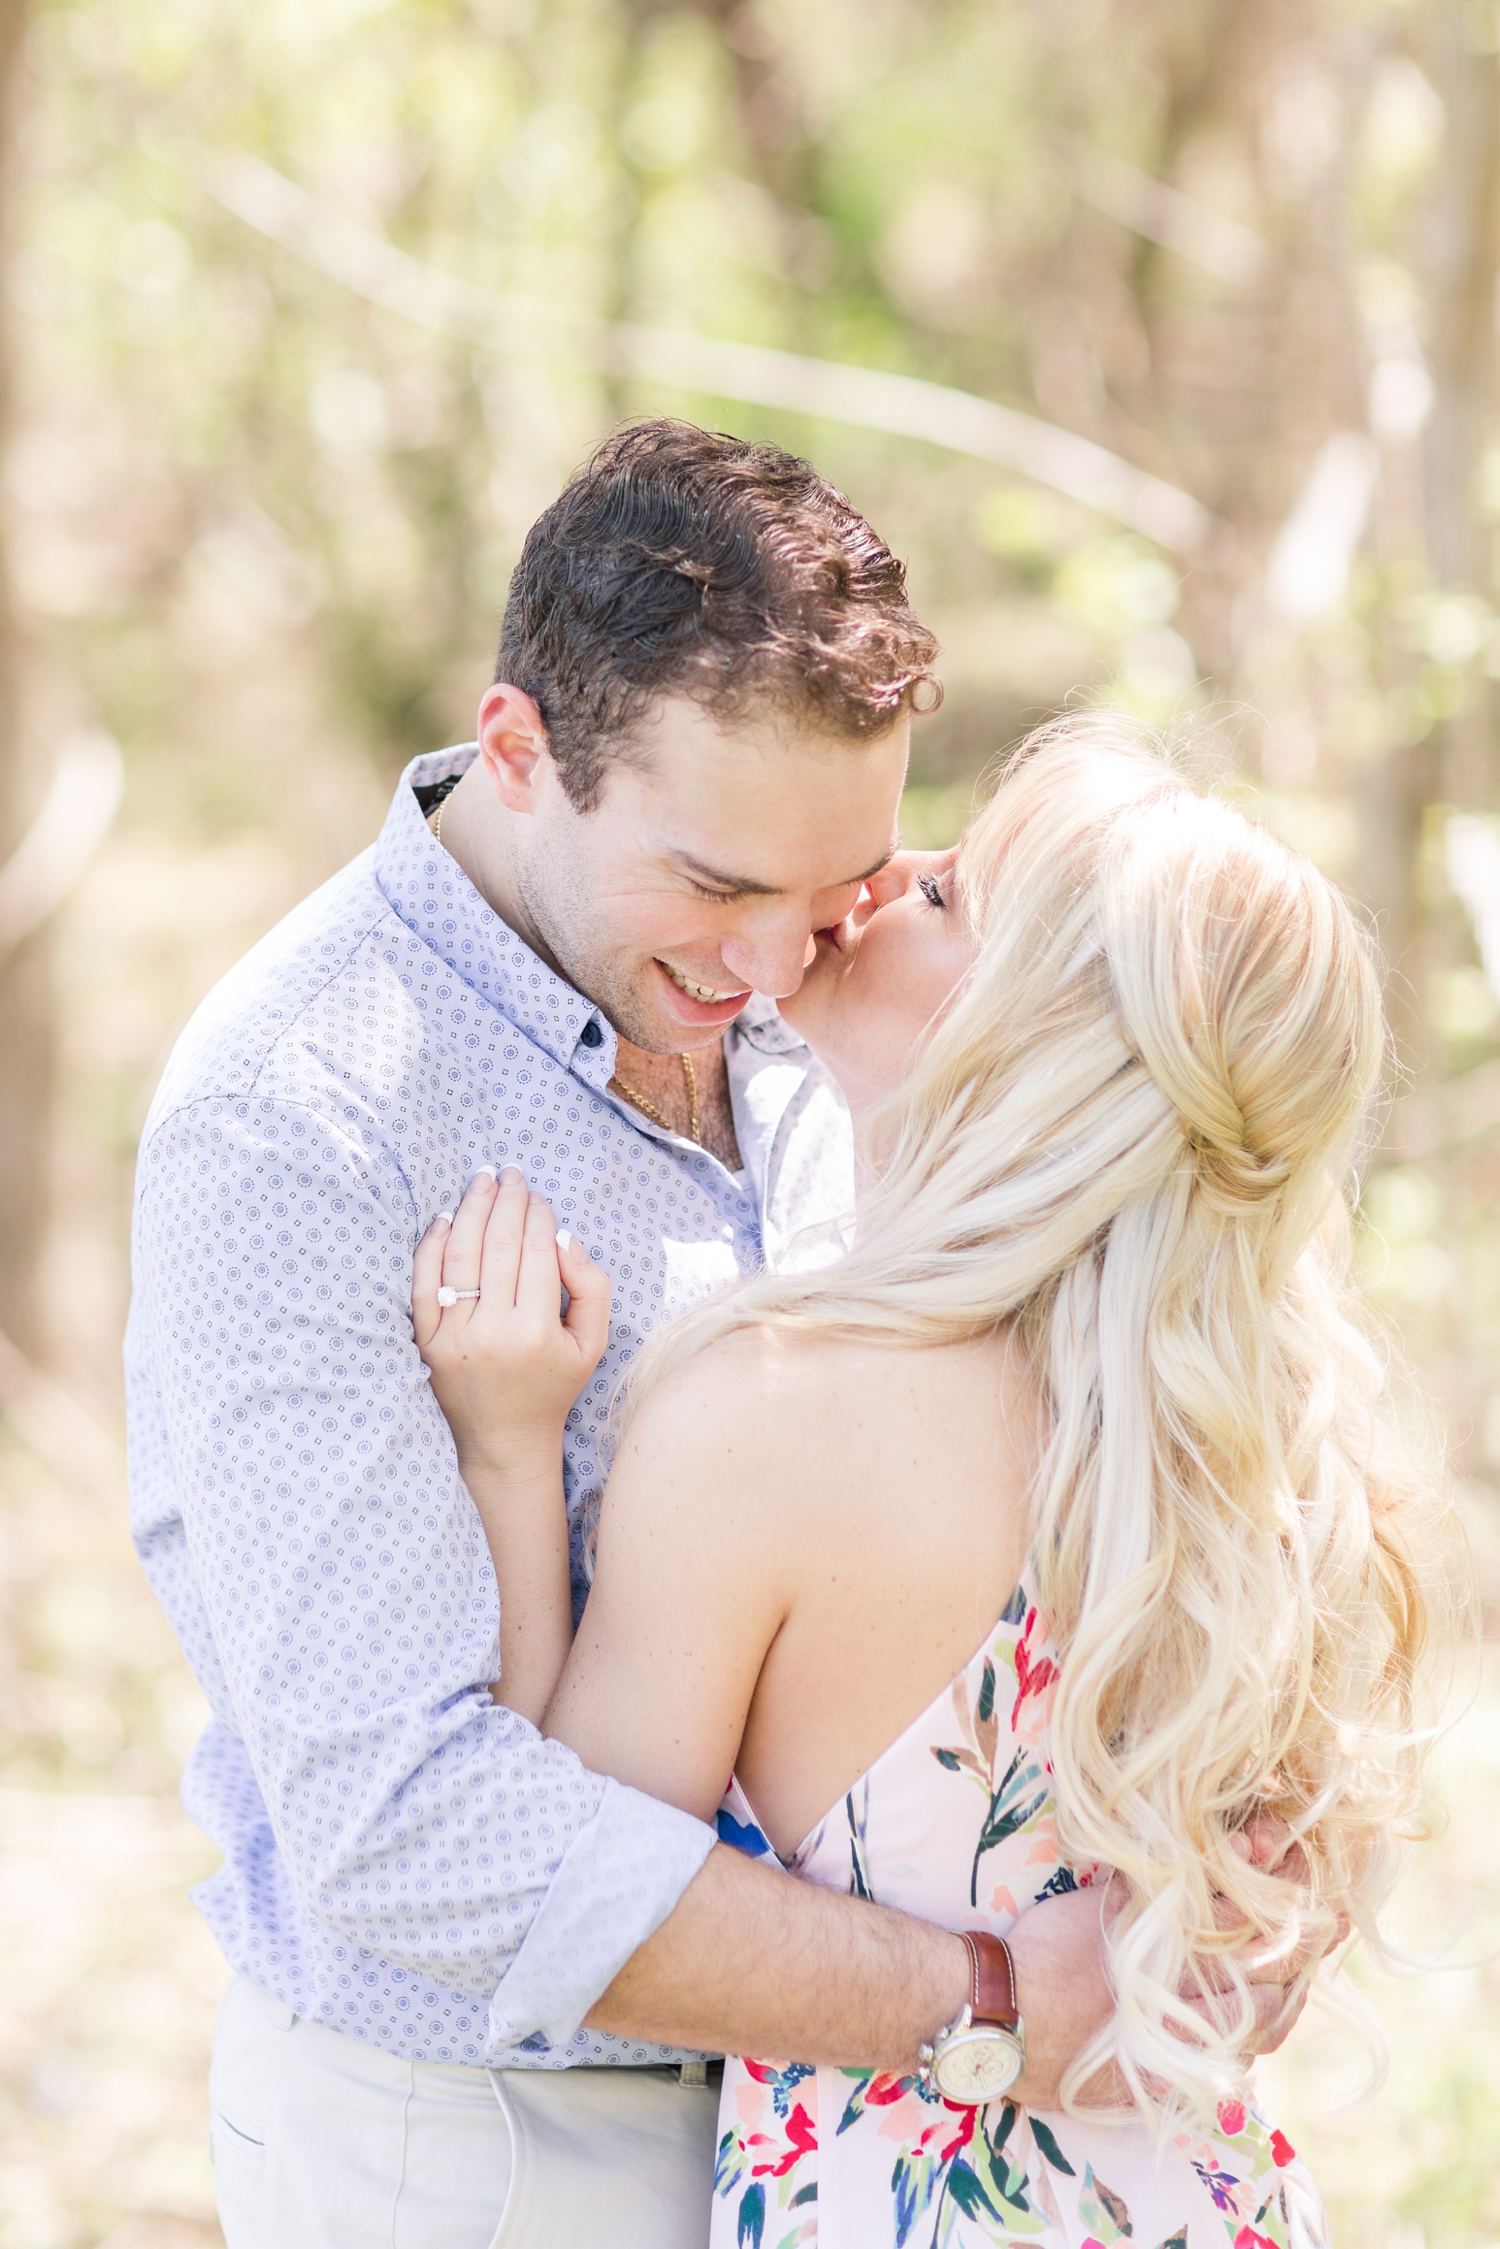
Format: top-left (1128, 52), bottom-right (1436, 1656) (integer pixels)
top-left (435, 1211), bottom-right (454, 1227)
top-left (556, 1230), bottom-right (572, 1253)
top-left (501, 1164), bottom-right (525, 1183)
top-left (473, 1166), bottom-right (497, 1185)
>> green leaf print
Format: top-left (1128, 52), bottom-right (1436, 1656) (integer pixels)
top-left (1078, 2165), bottom-right (1134, 2243)
top-left (1249, 2185), bottom-right (1296, 2247)
top-left (1029, 2156), bottom-right (1068, 2236)
top-left (1153, 2231), bottom-right (1188, 2248)
top-left (974, 1662), bottom-right (999, 1772)
top-left (932, 1668), bottom-right (1001, 1792)
top-left (971, 1744), bottom-right (1051, 1906)
top-left (715, 2125), bottom-right (749, 2201)
top-left (946, 2166), bottom-right (1007, 2224)
top-left (1028, 2117), bottom-right (1076, 2176)
top-left (737, 2179), bottom-right (766, 2249)
top-left (894, 2139), bottom-right (951, 2245)
top-left (926, 2107), bottom-right (1046, 2249)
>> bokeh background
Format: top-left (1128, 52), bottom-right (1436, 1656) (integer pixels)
top-left (1, 0), bottom-right (1499, 2241)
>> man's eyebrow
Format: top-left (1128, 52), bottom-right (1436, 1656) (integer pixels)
top-left (671, 846), bottom-right (895, 896)
top-left (850, 847), bottom-right (896, 884)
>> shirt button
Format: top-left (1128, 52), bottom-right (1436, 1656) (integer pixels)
top-left (579, 1021), bottom-right (603, 1048)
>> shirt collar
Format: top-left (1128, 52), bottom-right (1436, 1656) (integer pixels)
top-left (730, 991), bottom-right (811, 1059)
top-left (375, 746), bottom-right (616, 1078)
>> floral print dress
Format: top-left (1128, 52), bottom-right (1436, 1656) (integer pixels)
top-left (711, 1568), bottom-right (1327, 2249)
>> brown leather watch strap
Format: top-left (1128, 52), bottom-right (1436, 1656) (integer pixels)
top-left (960, 1930), bottom-right (1020, 2030)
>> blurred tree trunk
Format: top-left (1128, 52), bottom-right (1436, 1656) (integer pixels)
top-left (1420, 5), bottom-right (1500, 811)
top-left (0, 0), bottom-right (50, 1356)
top-left (693, 0), bottom-right (823, 329)
top-left (1369, 8), bottom-right (1500, 1099)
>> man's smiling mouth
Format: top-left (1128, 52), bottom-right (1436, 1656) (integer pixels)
top-left (658, 960), bottom-right (752, 1005)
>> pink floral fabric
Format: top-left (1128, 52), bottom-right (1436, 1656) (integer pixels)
top-left (711, 1569), bottom-right (1327, 2249)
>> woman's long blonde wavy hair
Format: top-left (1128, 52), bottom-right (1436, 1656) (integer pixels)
top-left (623, 718), bottom-right (1455, 2121)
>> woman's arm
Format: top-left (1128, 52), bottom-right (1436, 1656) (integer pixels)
top-left (413, 1167), bottom-right (611, 1723)
top-left (543, 1330), bottom-right (801, 1818)
top-left (417, 1168), bottom-right (792, 1803)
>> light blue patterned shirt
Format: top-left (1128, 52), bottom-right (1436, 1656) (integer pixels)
top-left (125, 745), bottom-right (854, 2070)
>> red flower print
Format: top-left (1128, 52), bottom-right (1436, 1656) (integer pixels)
top-left (1011, 1609), bottom-right (1059, 1729)
top-left (1233, 2229), bottom-right (1280, 2249)
top-left (863, 2073), bottom-right (913, 2107)
top-left (909, 2100), bottom-right (978, 2164)
top-left (750, 2102), bottom-right (817, 2178)
top-left (1270, 2128), bottom-right (1297, 2167)
top-left (742, 2058), bottom-right (780, 2084)
top-left (1216, 2098), bottom-right (1247, 2136)
top-left (938, 2106), bottom-right (977, 2164)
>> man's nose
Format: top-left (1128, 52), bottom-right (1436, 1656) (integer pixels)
top-left (719, 911), bottom-right (819, 1000)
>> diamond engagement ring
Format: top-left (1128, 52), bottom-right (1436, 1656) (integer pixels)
top-left (435, 1286), bottom-right (481, 1307)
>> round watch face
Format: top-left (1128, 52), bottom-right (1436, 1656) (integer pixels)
top-left (932, 2028), bottom-right (1025, 2105)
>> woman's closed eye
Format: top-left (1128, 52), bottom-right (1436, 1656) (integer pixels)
top-left (918, 872), bottom-right (947, 909)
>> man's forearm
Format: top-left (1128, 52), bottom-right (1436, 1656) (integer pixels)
top-left (588, 1845), bottom-right (1317, 2106)
top-left (586, 1843), bottom-right (969, 2073)
top-left (584, 1843), bottom-right (1113, 2104)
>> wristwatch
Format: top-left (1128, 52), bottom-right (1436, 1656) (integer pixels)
top-left (918, 1931), bottom-right (1027, 2105)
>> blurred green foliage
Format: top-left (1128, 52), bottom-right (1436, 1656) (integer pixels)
top-left (11, 0), bottom-right (1485, 792)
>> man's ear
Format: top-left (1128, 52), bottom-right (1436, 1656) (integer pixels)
top-left (477, 682), bottom-right (553, 813)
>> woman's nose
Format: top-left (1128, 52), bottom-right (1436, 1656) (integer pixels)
top-left (720, 914), bottom-right (825, 999)
top-left (863, 855), bottom-right (921, 908)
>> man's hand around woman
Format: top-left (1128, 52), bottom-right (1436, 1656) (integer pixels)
top-left (1003, 1820), bottom-right (1346, 2108)
top-left (1219, 1811), bottom-right (1351, 2056)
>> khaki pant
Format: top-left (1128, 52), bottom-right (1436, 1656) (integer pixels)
top-left (209, 1973), bottom-right (719, 2248)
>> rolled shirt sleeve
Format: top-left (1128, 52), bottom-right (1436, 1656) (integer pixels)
top-left (129, 1094), bottom-right (714, 2054)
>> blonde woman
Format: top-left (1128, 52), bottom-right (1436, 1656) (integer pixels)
top-left (415, 724), bottom-right (1451, 2248)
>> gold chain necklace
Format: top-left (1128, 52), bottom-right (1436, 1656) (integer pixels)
top-left (428, 800), bottom-right (446, 847)
top-left (611, 1051), bottom-right (701, 1145)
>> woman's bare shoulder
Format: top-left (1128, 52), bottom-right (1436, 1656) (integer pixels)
top-left (617, 1324), bottom-right (840, 1457)
top-left (618, 1323), bottom-right (1031, 1488)
top-left (597, 1326), bottom-right (1037, 1636)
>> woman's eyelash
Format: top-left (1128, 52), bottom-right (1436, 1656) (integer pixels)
top-left (918, 873), bottom-right (946, 909)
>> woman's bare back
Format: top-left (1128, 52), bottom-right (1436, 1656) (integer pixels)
top-left (545, 1324), bottom-right (1039, 1862)
top-left (731, 1331), bottom-right (1038, 1859)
